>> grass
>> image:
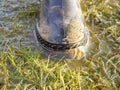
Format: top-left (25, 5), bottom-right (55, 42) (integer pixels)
top-left (0, 0), bottom-right (120, 90)
top-left (0, 47), bottom-right (119, 90)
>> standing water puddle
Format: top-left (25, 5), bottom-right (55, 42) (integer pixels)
top-left (0, 0), bottom-right (39, 50)
top-left (0, 0), bottom-right (119, 61)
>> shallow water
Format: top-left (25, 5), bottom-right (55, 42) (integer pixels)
top-left (0, 0), bottom-right (119, 59)
top-left (0, 0), bottom-right (112, 59)
top-left (0, 0), bottom-right (39, 50)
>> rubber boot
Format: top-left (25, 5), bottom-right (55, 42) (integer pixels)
top-left (35, 0), bottom-right (90, 60)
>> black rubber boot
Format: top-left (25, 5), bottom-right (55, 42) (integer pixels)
top-left (35, 0), bottom-right (90, 60)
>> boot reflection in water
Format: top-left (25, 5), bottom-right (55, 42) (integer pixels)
top-left (35, 0), bottom-right (90, 60)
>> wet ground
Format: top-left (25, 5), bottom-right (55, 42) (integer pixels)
top-left (0, 0), bottom-right (119, 59)
top-left (0, 0), bottom-right (40, 50)
top-left (0, 0), bottom-right (102, 55)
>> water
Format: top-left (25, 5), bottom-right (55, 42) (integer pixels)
top-left (0, 0), bottom-right (40, 49)
top-left (0, 0), bottom-right (119, 58)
